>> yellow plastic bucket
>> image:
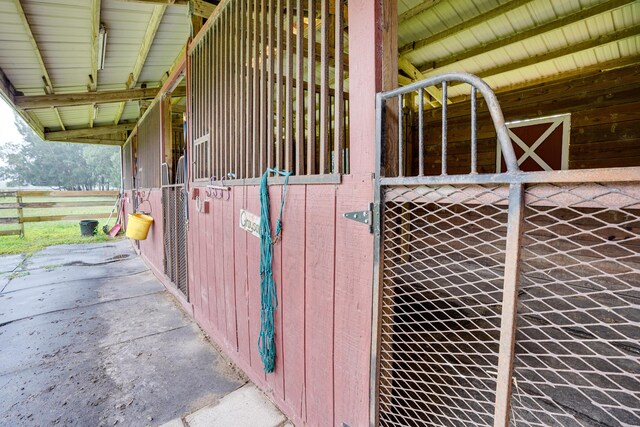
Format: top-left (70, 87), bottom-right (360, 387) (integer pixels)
top-left (126, 213), bottom-right (154, 240)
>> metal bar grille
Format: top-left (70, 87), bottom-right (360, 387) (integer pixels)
top-left (373, 73), bottom-right (640, 427)
top-left (510, 182), bottom-right (640, 426)
top-left (379, 184), bottom-right (508, 426)
top-left (137, 102), bottom-right (162, 188)
top-left (163, 185), bottom-right (189, 299)
top-left (188, 0), bottom-right (349, 181)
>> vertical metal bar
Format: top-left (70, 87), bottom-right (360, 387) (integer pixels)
top-left (259, 0), bottom-right (267, 173)
top-left (441, 80), bottom-right (448, 176)
top-left (319, 0), bottom-right (329, 175)
top-left (307, 0), bottom-right (316, 175)
top-left (233, 0), bottom-right (240, 178)
top-left (418, 88), bottom-right (424, 176)
top-left (245, 0), bottom-right (252, 179)
top-left (369, 92), bottom-right (384, 427)
top-left (295, 0), bottom-right (304, 175)
top-left (276, 0), bottom-right (283, 170)
top-left (333, 0), bottom-right (344, 175)
top-left (285, 0), bottom-right (293, 173)
top-left (398, 94), bottom-right (403, 177)
top-left (252, 0), bottom-right (259, 177)
top-left (471, 86), bottom-right (477, 174)
top-left (267, 0), bottom-right (275, 170)
top-left (216, 21), bottom-right (222, 179)
top-left (240, 0), bottom-right (246, 179)
top-left (494, 182), bottom-right (524, 427)
top-left (207, 32), bottom-right (212, 177)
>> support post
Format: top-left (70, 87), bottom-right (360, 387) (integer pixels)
top-left (494, 183), bottom-right (525, 426)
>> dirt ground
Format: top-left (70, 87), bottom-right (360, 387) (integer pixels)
top-left (0, 240), bottom-right (245, 426)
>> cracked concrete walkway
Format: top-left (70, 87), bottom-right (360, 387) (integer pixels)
top-left (0, 240), bottom-right (248, 426)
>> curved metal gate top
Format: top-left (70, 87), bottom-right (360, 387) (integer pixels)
top-left (371, 73), bottom-right (640, 427)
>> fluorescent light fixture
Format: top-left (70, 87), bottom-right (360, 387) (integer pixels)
top-left (97, 24), bottom-right (107, 70)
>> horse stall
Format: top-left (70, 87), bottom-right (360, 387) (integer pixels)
top-left (116, 1), bottom-right (640, 426)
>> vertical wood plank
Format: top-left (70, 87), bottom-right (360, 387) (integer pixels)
top-left (319, 0), bottom-right (329, 174)
top-left (306, 0), bottom-right (316, 175)
top-left (246, 185), bottom-right (267, 382)
top-left (275, 0), bottom-right (283, 170)
top-left (281, 185), bottom-right (306, 420)
top-left (223, 190), bottom-right (238, 349)
top-left (265, 185), bottom-right (285, 400)
top-left (213, 197), bottom-right (227, 334)
top-left (204, 196), bottom-right (215, 324)
top-left (304, 184), bottom-right (336, 425)
top-left (295, 0), bottom-right (304, 176)
top-left (333, 176), bottom-right (374, 427)
top-left (234, 185), bottom-right (252, 365)
top-left (284, 0), bottom-right (294, 173)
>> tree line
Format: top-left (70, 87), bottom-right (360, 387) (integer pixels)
top-left (0, 114), bottom-right (122, 191)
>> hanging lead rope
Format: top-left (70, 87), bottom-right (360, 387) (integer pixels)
top-left (258, 168), bottom-right (291, 373)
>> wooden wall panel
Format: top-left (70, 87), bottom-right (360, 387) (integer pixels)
top-left (223, 191), bottom-right (238, 350)
top-left (411, 64), bottom-right (640, 175)
top-left (280, 185), bottom-right (306, 420)
top-left (333, 175), bottom-right (374, 427)
top-left (138, 189), bottom-right (164, 270)
top-left (233, 186), bottom-right (252, 368)
top-left (304, 185), bottom-right (337, 426)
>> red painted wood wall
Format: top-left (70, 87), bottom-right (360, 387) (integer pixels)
top-left (129, 2), bottom-right (382, 425)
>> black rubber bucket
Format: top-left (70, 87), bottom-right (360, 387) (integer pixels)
top-left (79, 219), bottom-right (99, 236)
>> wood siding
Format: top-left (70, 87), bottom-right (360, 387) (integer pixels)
top-left (184, 176), bottom-right (373, 426)
top-left (405, 64), bottom-right (640, 175)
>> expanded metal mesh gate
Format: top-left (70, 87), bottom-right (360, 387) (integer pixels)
top-left (372, 74), bottom-right (640, 426)
top-left (163, 185), bottom-right (188, 299)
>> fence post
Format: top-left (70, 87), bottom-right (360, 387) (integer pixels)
top-left (17, 194), bottom-right (24, 238)
top-left (494, 183), bottom-right (525, 426)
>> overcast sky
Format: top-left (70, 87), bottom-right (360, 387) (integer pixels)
top-left (0, 97), bottom-right (24, 146)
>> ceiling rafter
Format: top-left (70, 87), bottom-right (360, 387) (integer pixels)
top-left (398, 57), bottom-right (449, 106)
top-left (15, 86), bottom-right (186, 109)
top-left (436, 25), bottom-right (640, 86)
top-left (399, 0), bottom-right (535, 56)
top-left (429, 0), bottom-right (636, 72)
top-left (113, 4), bottom-right (168, 125)
top-left (45, 123), bottom-right (135, 140)
top-left (89, 0), bottom-right (101, 128)
top-left (12, 0), bottom-right (67, 131)
top-left (399, 0), bottom-right (441, 24)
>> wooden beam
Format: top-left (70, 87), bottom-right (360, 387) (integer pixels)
top-left (399, 0), bottom-right (535, 55)
top-left (398, 57), bottom-right (449, 106)
top-left (430, 0), bottom-right (636, 71)
top-left (399, 0), bottom-right (441, 24)
top-left (0, 66), bottom-right (17, 104)
top-left (16, 86), bottom-right (185, 109)
top-left (438, 25), bottom-right (640, 83)
top-left (90, 0), bottom-right (101, 92)
top-left (114, 0), bottom-right (188, 4)
top-left (192, 0), bottom-right (216, 18)
top-left (12, 0), bottom-right (66, 131)
top-left (114, 5), bottom-right (167, 125)
top-left (447, 56), bottom-right (640, 105)
top-left (45, 124), bottom-right (134, 140)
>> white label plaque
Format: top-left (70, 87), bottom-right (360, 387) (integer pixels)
top-left (239, 209), bottom-right (261, 238)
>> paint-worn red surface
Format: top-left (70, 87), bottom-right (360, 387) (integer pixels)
top-left (130, 2), bottom-right (380, 425)
top-left (169, 176), bottom-right (374, 427)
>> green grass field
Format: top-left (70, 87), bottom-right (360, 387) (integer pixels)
top-left (0, 194), bottom-right (123, 255)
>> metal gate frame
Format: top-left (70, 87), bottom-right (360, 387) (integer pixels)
top-left (162, 184), bottom-right (189, 299)
top-left (370, 73), bottom-right (640, 426)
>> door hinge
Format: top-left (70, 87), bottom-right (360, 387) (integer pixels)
top-left (343, 202), bottom-right (374, 234)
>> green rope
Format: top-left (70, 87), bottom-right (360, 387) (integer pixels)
top-left (259, 168), bottom-right (291, 373)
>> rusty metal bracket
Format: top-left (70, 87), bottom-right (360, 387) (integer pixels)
top-left (343, 203), bottom-right (374, 234)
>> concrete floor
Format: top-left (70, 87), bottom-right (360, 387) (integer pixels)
top-left (0, 240), bottom-right (246, 427)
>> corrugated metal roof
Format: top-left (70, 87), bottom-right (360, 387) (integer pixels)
top-left (0, 0), bottom-right (190, 139)
top-left (399, 0), bottom-right (640, 99)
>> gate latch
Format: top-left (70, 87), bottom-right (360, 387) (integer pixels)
top-left (343, 203), bottom-right (374, 234)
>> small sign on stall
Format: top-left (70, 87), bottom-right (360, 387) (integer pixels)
top-left (239, 209), bottom-right (260, 238)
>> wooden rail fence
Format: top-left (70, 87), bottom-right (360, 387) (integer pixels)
top-left (0, 190), bottom-right (118, 237)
